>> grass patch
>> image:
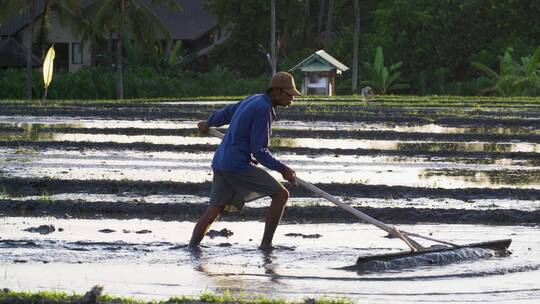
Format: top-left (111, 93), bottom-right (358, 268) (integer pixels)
top-left (0, 289), bottom-right (354, 304)
top-left (2, 94), bottom-right (540, 106)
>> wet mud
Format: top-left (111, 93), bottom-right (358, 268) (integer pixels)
top-left (23, 224), bottom-right (56, 235)
top-left (1, 198), bottom-right (539, 224)
top-left (2, 218), bottom-right (540, 302)
top-left (2, 102), bottom-right (540, 127)
top-left (2, 177), bottom-right (540, 200)
top-left (1, 100), bottom-right (540, 301)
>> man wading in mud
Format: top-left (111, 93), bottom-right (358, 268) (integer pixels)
top-left (189, 71), bottom-right (300, 250)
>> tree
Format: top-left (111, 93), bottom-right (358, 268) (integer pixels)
top-left (34, 0), bottom-right (81, 57)
top-left (364, 0), bottom-right (540, 92)
top-left (26, 0), bottom-right (35, 99)
top-left (351, 0), bottom-right (359, 93)
top-left (87, 0), bottom-right (178, 99)
top-left (270, 0), bottom-right (276, 75)
top-left (322, 0), bottom-right (334, 49)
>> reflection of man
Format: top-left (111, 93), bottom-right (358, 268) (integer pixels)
top-left (189, 72), bottom-right (301, 250)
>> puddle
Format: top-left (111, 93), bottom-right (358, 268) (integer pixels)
top-left (421, 169), bottom-right (540, 187)
top-left (2, 117), bottom-right (539, 136)
top-left (0, 116), bottom-right (199, 129)
top-left (2, 129), bottom-right (540, 153)
top-left (0, 217), bottom-right (539, 302)
top-left (272, 138), bottom-right (540, 153)
top-left (1, 148), bottom-right (539, 188)
top-left (276, 120), bottom-right (540, 135)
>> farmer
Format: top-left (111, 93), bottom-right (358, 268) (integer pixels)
top-left (189, 71), bottom-right (300, 250)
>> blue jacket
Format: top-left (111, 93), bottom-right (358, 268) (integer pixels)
top-left (207, 93), bottom-right (285, 173)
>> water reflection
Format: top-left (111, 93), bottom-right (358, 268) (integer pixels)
top-left (421, 169), bottom-right (540, 186)
top-left (275, 121), bottom-right (540, 135)
top-left (275, 138), bottom-right (539, 153)
top-left (0, 117), bottom-right (198, 129)
top-left (2, 118), bottom-right (539, 136)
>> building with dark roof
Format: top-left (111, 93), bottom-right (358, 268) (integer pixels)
top-left (0, 37), bottom-right (42, 68)
top-left (0, 0), bottom-right (227, 72)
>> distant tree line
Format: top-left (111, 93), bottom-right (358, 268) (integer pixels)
top-left (205, 0), bottom-right (540, 96)
top-left (1, 0), bottom-right (539, 98)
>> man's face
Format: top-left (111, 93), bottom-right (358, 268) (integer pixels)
top-left (275, 89), bottom-right (294, 107)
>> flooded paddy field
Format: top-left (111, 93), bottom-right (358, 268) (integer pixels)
top-left (1, 98), bottom-right (540, 302)
top-left (1, 217), bottom-right (540, 303)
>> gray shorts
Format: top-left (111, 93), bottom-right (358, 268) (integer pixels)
top-left (209, 166), bottom-right (284, 212)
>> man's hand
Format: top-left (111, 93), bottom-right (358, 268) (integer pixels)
top-left (197, 120), bottom-right (209, 134)
top-left (280, 165), bottom-right (296, 184)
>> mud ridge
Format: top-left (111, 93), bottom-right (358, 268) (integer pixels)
top-left (2, 177), bottom-right (540, 200)
top-left (0, 198), bottom-right (538, 224)
top-left (2, 140), bottom-right (539, 160)
top-left (2, 106), bottom-right (539, 127)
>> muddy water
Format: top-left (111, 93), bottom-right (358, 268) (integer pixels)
top-left (1, 217), bottom-right (539, 303)
top-left (1, 148), bottom-right (539, 189)
top-left (2, 116), bottom-right (540, 135)
top-left (276, 120), bottom-right (540, 135)
top-left (1, 102), bottom-right (539, 302)
top-left (4, 130), bottom-right (540, 153)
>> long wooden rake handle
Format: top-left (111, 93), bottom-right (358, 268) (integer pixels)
top-left (206, 128), bottom-right (457, 251)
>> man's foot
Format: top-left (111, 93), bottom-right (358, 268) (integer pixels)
top-left (259, 242), bottom-right (273, 251)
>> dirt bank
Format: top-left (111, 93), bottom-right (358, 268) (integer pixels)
top-left (2, 177), bottom-right (540, 200)
top-left (1, 198), bottom-right (539, 224)
top-left (1, 104), bottom-right (539, 127)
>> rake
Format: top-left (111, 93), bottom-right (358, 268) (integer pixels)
top-left (207, 128), bottom-right (511, 264)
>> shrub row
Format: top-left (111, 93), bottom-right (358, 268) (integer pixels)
top-left (0, 66), bottom-right (268, 99)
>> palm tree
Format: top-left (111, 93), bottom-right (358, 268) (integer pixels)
top-left (87, 0), bottom-right (178, 99)
top-left (35, 0), bottom-right (81, 57)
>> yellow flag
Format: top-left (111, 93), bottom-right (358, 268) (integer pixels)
top-left (43, 45), bottom-right (55, 89)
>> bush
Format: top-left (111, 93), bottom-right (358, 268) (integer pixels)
top-left (0, 66), bottom-right (268, 99)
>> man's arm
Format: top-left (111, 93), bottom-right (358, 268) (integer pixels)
top-left (206, 101), bottom-right (242, 127)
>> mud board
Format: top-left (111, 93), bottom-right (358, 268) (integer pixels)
top-left (350, 238), bottom-right (512, 266)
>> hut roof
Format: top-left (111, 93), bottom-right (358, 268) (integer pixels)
top-left (290, 50), bottom-right (349, 73)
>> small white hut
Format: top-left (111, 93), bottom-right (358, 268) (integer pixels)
top-left (289, 50), bottom-right (349, 96)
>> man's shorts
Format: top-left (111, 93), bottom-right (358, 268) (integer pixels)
top-left (209, 166), bottom-right (284, 212)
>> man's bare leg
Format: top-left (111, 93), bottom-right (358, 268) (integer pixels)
top-left (260, 187), bottom-right (289, 250)
top-left (189, 205), bottom-right (224, 247)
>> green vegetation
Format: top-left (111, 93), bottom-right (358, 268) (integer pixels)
top-left (204, 0), bottom-right (539, 96)
top-left (0, 67), bottom-right (267, 99)
top-left (473, 48), bottom-right (540, 96)
top-left (3, 1), bottom-right (538, 98)
top-left (360, 47), bottom-right (409, 94)
top-left (0, 289), bottom-right (354, 304)
top-left (1, 95), bottom-right (540, 106)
